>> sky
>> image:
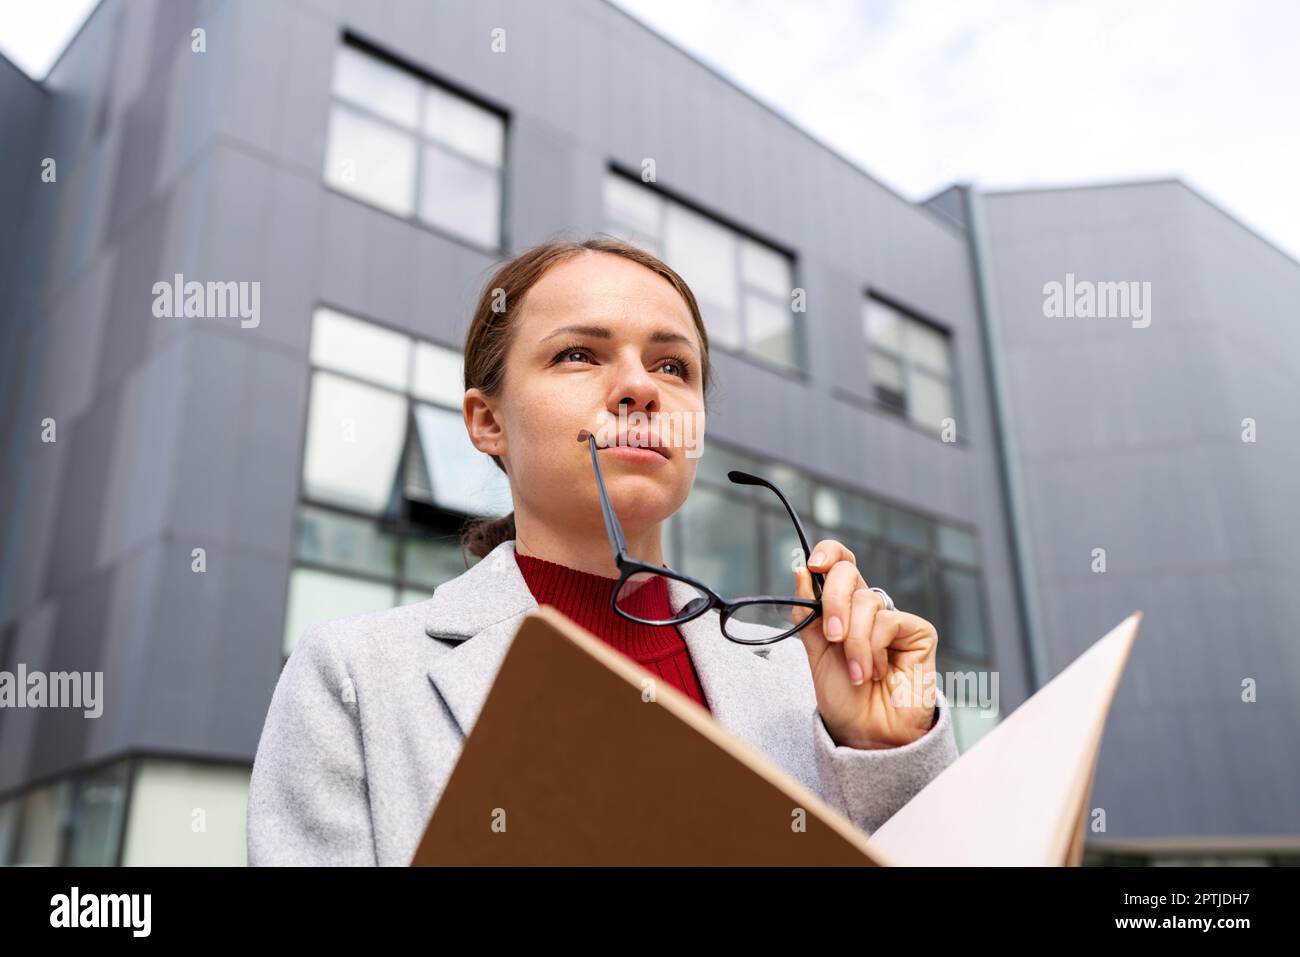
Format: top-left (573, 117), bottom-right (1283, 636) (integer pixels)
top-left (2, 0), bottom-right (1297, 260)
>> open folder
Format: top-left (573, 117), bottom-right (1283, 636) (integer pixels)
top-left (411, 605), bottom-right (1141, 866)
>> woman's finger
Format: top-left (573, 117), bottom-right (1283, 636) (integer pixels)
top-left (792, 564), bottom-right (826, 657)
top-left (807, 538), bottom-right (857, 574)
top-left (867, 607), bottom-right (896, 683)
top-left (818, 559), bottom-right (865, 644)
top-left (844, 585), bottom-right (884, 685)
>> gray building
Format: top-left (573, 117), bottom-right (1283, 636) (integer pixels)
top-left (0, 0), bottom-right (1293, 866)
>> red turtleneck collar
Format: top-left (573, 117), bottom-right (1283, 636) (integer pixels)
top-left (514, 550), bottom-right (711, 713)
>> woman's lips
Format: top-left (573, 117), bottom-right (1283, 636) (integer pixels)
top-left (576, 429), bottom-right (671, 459)
top-left (599, 444), bottom-right (669, 463)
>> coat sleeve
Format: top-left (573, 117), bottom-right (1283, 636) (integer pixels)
top-left (810, 687), bottom-right (960, 836)
top-left (247, 625), bottom-right (377, 866)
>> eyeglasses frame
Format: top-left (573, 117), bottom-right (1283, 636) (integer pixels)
top-left (583, 431), bottom-right (826, 646)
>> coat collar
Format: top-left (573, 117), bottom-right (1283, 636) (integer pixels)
top-left (424, 539), bottom-right (782, 745)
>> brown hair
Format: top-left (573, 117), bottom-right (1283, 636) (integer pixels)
top-left (458, 235), bottom-right (716, 562)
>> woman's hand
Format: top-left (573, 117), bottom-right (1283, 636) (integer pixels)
top-left (792, 539), bottom-right (939, 749)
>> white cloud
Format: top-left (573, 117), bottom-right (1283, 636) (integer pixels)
top-left (0, 0), bottom-right (100, 80)
top-left (609, 0), bottom-right (1300, 260)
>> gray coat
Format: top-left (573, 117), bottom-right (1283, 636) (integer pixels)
top-left (246, 538), bottom-right (960, 865)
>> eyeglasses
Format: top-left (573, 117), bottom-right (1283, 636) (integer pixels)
top-left (581, 431), bottom-right (825, 645)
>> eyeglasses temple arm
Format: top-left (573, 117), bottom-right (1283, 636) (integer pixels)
top-left (587, 432), bottom-right (629, 565)
top-left (728, 470), bottom-right (824, 601)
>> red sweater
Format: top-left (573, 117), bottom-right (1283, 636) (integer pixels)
top-left (514, 551), bottom-right (712, 714)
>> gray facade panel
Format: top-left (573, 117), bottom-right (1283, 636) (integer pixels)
top-left (980, 181), bottom-right (1300, 837)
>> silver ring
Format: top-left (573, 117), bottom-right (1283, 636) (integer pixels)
top-left (870, 586), bottom-right (895, 611)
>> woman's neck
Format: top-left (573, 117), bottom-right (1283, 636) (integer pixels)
top-left (513, 514), bottom-right (665, 578)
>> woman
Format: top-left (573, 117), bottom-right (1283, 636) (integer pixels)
top-left (247, 237), bottom-right (959, 866)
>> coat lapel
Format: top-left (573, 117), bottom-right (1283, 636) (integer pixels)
top-left (424, 539), bottom-right (780, 747)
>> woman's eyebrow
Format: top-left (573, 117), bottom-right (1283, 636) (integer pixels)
top-left (538, 323), bottom-right (697, 353)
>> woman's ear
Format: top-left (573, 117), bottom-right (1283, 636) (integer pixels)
top-left (464, 388), bottom-right (505, 457)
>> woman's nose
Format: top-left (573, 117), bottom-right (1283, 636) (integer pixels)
top-left (604, 356), bottom-right (660, 415)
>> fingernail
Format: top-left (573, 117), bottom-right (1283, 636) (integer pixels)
top-left (825, 615), bottom-right (842, 639)
top-left (848, 659), bottom-right (864, 685)
top-left (810, 551), bottom-right (825, 567)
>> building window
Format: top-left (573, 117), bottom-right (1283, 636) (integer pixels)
top-left (863, 296), bottom-right (956, 434)
top-left (65, 763), bottom-right (130, 866)
top-left (286, 307), bottom-right (512, 657)
top-left (119, 760), bottom-right (250, 866)
top-left (603, 171), bottom-right (801, 372)
top-left (2, 760), bottom-right (133, 866)
top-left (324, 40), bottom-right (505, 249)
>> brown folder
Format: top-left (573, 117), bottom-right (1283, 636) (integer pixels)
top-left (411, 604), bottom-right (1141, 866)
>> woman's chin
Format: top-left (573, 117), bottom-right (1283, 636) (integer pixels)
top-left (604, 485), bottom-right (681, 525)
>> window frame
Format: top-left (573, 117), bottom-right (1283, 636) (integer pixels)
top-left (602, 166), bottom-right (807, 378)
top-left (862, 291), bottom-right (963, 439)
top-left (285, 305), bottom-right (502, 659)
top-left (323, 35), bottom-right (510, 255)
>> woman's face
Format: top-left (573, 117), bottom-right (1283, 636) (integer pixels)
top-left (468, 251), bottom-right (707, 541)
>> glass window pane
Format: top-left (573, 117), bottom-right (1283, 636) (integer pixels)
top-left (764, 461), bottom-right (812, 514)
top-left (604, 218), bottom-right (661, 257)
top-left (412, 340), bottom-right (464, 407)
top-left (843, 494), bottom-right (883, 536)
top-left (67, 762), bottom-right (130, 866)
top-left (663, 203), bottom-right (740, 347)
top-left (812, 487), bottom-right (842, 528)
top-left (940, 567), bottom-right (988, 659)
top-left (310, 307), bottom-right (411, 391)
top-left (332, 45), bottom-right (422, 129)
top-left (951, 705), bottom-right (998, 753)
top-left (869, 348), bottom-right (904, 392)
top-left (283, 567), bottom-right (396, 656)
top-left (422, 85), bottom-right (504, 166)
top-left (119, 761), bottom-right (251, 866)
top-left (295, 505), bottom-right (399, 579)
top-left (856, 538), bottom-right (891, 587)
top-left (697, 296), bottom-right (742, 349)
top-left (411, 403), bottom-right (513, 516)
top-left (603, 174), bottom-right (661, 238)
top-left (937, 525), bottom-right (978, 565)
top-left (419, 144), bottom-right (501, 247)
top-left (864, 298), bottom-right (904, 350)
top-left (910, 369), bottom-right (953, 432)
top-left (695, 443), bottom-right (760, 496)
top-left (740, 238), bottom-right (791, 299)
top-left (0, 798), bottom-right (18, 865)
top-left (302, 371), bottom-right (408, 514)
top-left (890, 551), bottom-right (939, 623)
top-left (814, 530), bottom-right (885, 586)
top-left (678, 485), bottom-right (761, 597)
top-left (324, 103), bottom-right (417, 216)
top-left (744, 291), bottom-right (797, 369)
top-left (886, 508), bottom-right (931, 550)
top-left (762, 510), bottom-right (805, 595)
top-left (13, 781), bottom-right (72, 866)
top-left (403, 536), bottom-right (468, 589)
top-left (398, 587), bottom-right (430, 606)
top-left (907, 320), bottom-right (951, 374)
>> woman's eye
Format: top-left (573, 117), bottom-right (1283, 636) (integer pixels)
top-left (554, 347), bottom-right (594, 364)
top-left (552, 346), bottom-right (690, 380)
